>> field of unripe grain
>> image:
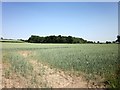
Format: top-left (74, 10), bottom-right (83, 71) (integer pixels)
top-left (2, 43), bottom-right (119, 88)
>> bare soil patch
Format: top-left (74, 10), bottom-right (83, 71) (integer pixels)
top-left (29, 59), bottom-right (88, 88)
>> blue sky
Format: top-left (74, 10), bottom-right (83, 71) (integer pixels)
top-left (2, 2), bottom-right (118, 42)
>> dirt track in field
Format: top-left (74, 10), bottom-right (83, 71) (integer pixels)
top-left (29, 59), bottom-right (88, 88)
top-left (2, 50), bottom-right (106, 88)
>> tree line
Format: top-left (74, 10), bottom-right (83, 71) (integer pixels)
top-left (1, 35), bottom-right (120, 44)
top-left (27, 35), bottom-right (87, 43)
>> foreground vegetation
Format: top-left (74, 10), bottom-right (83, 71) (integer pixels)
top-left (2, 43), bottom-right (119, 88)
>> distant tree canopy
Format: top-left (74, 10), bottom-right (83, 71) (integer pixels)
top-left (116, 35), bottom-right (120, 43)
top-left (106, 41), bottom-right (111, 44)
top-left (27, 35), bottom-right (87, 43)
top-left (0, 37), bottom-right (3, 40)
top-left (97, 41), bottom-right (100, 44)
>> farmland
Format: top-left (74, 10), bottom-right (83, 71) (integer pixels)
top-left (2, 43), bottom-right (119, 88)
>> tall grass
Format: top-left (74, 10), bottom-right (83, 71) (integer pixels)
top-left (34, 44), bottom-right (119, 88)
top-left (2, 43), bottom-right (119, 88)
top-left (3, 51), bottom-right (33, 78)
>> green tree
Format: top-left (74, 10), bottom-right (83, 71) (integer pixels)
top-left (67, 36), bottom-right (73, 43)
top-left (116, 35), bottom-right (120, 43)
